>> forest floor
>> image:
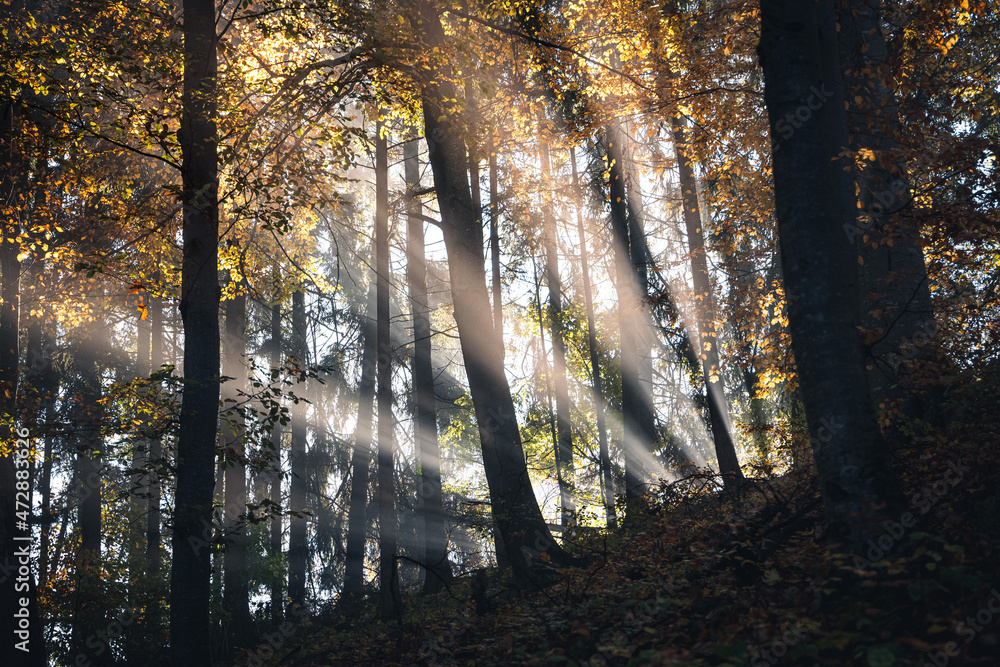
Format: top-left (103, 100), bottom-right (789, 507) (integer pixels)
top-left (247, 395), bottom-right (1000, 666)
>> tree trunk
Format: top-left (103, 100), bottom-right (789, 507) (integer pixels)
top-left (669, 118), bottom-right (744, 485)
top-left (343, 285), bottom-right (376, 597)
top-left (538, 135), bottom-right (575, 525)
top-left (0, 91), bottom-right (42, 666)
top-left (267, 302), bottom-right (283, 622)
top-left (172, 0), bottom-right (221, 661)
top-left (488, 135), bottom-right (503, 355)
top-left (413, 2), bottom-right (571, 578)
top-left (759, 0), bottom-right (905, 549)
top-left (287, 289), bottom-right (308, 608)
top-left (836, 0), bottom-right (935, 424)
top-left (604, 127), bottom-right (658, 505)
top-left (146, 294), bottom-right (164, 637)
top-left (570, 147), bottom-right (616, 528)
top-left (222, 292), bottom-right (251, 649)
top-left (127, 290), bottom-right (151, 662)
top-left (70, 309), bottom-right (106, 663)
top-left (405, 134), bottom-right (451, 593)
top-left (375, 125), bottom-right (400, 618)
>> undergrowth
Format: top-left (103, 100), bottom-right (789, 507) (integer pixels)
top-left (237, 405), bottom-right (1000, 667)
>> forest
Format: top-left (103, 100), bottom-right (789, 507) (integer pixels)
top-left (1, 0), bottom-right (999, 665)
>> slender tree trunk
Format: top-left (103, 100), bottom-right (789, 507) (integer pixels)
top-left (374, 125), bottom-right (400, 618)
top-left (670, 118), bottom-right (744, 485)
top-left (531, 257), bottom-right (559, 517)
top-left (405, 135), bottom-right (451, 593)
top-left (488, 135), bottom-right (503, 353)
top-left (71, 314), bottom-right (106, 663)
top-left (222, 292), bottom-right (251, 650)
top-left (538, 136), bottom-right (575, 525)
top-left (604, 127), bottom-right (657, 505)
top-left (146, 294), bottom-right (164, 638)
top-left (267, 302), bottom-right (283, 622)
top-left (343, 285), bottom-right (376, 597)
top-left (759, 0), bottom-right (905, 549)
top-left (172, 0), bottom-right (221, 661)
top-left (570, 147), bottom-right (615, 528)
top-left (287, 289), bottom-right (308, 608)
top-left (127, 290), bottom-right (151, 662)
top-left (413, 2), bottom-right (571, 578)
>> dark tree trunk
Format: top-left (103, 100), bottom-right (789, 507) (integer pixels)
top-left (144, 294), bottom-right (164, 645)
top-left (759, 0), bottom-right (905, 549)
top-left (538, 136), bottom-right (575, 525)
top-left (604, 128), bottom-right (657, 505)
top-left (172, 0), bottom-right (221, 662)
top-left (287, 290), bottom-right (308, 608)
top-left (222, 293), bottom-right (252, 650)
top-left (835, 0), bottom-right (935, 423)
top-left (127, 290), bottom-right (151, 662)
top-left (343, 285), bottom-right (376, 597)
top-left (413, 2), bottom-right (571, 578)
top-left (570, 147), bottom-right (615, 528)
top-left (70, 309), bottom-right (106, 663)
top-left (0, 91), bottom-right (43, 666)
top-left (669, 118), bottom-right (744, 485)
top-left (405, 135), bottom-right (451, 593)
top-left (375, 125), bottom-right (400, 618)
top-left (267, 302), bottom-right (283, 622)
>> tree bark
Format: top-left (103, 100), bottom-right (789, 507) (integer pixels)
top-left (604, 127), bottom-right (658, 505)
top-left (0, 89), bottom-right (42, 666)
top-left (343, 285), bottom-right (376, 597)
top-left (413, 2), bottom-right (571, 578)
top-left (835, 0), bottom-right (935, 424)
top-left (759, 0), bottom-right (905, 549)
top-left (570, 147), bottom-right (616, 528)
top-left (267, 302), bottom-right (283, 622)
top-left (146, 294), bottom-right (164, 636)
top-left (488, 135), bottom-right (503, 355)
top-left (405, 134), bottom-right (451, 593)
top-left (222, 292), bottom-right (251, 650)
top-left (287, 289), bottom-right (308, 608)
top-left (669, 118), bottom-right (744, 485)
top-left (172, 0), bottom-right (221, 661)
top-left (538, 135), bottom-right (575, 525)
top-left (374, 123), bottom-right (400, 618)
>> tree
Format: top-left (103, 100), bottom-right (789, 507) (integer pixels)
top-left (570, 146), bottom-right (615, 528)
top-left (374, 122), bottom-right (400, 618)
top-left (222, 290), bottom-right (252, 650)
top-left (836, 0), bottom-right (935, 425)
top-left (538, 131), bottom-right (575, 525)
top-left (670, 118), bottom-right (744, 485)
top-left (405, 134), bottom-right (451, 593)
top-left (288, 288), bottom-right (308, 608)
top-left (604, 127), bottom-right (658, 505)
top-left (758, 0), bottom-right (905, 550)
top-left (171, 0), bottom-right (221, 662)
top-left (412, 1), bottom-right (571, 578)
top-left (343, 283), bottom-right (375, 598)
